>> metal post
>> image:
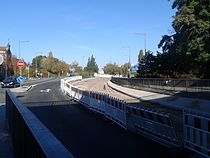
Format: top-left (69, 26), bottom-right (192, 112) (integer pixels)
top-left (133, 32), bottom-right (146, 55)
top-left (19, 40), bottom-right (29, 76)
top-left (122, 46), bottom-right (131, 78)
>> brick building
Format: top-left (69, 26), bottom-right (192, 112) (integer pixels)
top-left (0, 43), bottom-right (13, 81)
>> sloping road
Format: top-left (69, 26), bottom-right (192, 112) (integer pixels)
top-left (16, 79), bottom-right (188, 158)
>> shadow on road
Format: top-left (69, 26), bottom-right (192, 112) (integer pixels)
top-left (24, 101), bottom-right (189, 158)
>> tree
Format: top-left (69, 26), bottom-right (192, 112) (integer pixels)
top-left (32, 55), bottom-right (47, 70)
top-left (138, 49), bottom-right (144, 63)
top-left (84, 55), bottom-right (99, 74)
top-left (103, 63), bottom-right (121, 75)
top-left (121, 62), bottom-right (131, 77)
top-left (158, 0), bottom-right (210, 78)
top-left (11, 55), bottom-right (18, 76)
top-left (69, 61), bottom-right (82, 74)
top-left (41, 52), bottom-right (69, 76)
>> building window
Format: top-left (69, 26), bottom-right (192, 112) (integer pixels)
top-left (194, 117), bottom-right (201, 129)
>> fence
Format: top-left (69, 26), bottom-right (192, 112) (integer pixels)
top-left (61, 77), bottom-right (127, 129)
top-left (183, 109), bottom-right (210, 158)
top-left (6, 90), bottom-right (75, 158)
top-left (111, 77), bottom-right (210, 94)
top-left (61, 77), bottom-right (181, 148)
top-left (61, 76), bottom-right (210, 157)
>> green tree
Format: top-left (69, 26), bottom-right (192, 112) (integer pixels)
top-left (138, 49), bottom-right (144, 63)
top-left (41, 52), bottom-right (69, 76)
top-left (69, 61), bottom-right (82, 74)
top-left (121, 62), bottom-right (131, 77)
top-left (158, 0), bottom-right (210, 78)
top-left (32, 55), bottom-right (47, 70)
top-left (103, 63), bottom-right (121, 75)
top-left (84, 55), bottom-right (99, 74)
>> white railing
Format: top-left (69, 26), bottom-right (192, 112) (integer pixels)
top-left (61, 76), bottom-right (127, 129)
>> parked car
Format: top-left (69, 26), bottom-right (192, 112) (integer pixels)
top-left (1, 76), bottom-right (20, 88)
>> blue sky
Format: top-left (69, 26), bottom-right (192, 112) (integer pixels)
top-left (0, 0), bottom-right (175, 69)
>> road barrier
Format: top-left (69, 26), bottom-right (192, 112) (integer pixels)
top-left (61, 77), bottom-right (127, 129)
top-left (61, 77), bottom-right (210, 157)
top-left (126, 105), bottom-right (182, 147)
top-left (183, 109), bottom-right (210, 158)
top-left (61, 77), bottom-right (182, 147)
top-left (6, 90), bottom-right (75, 158)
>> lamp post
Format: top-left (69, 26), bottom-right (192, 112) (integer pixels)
top-left (82, 56), bottom-right (85, 70)
top-left (133, 32), bottom-right (147, 77)
top-left (122, 46), bottom-right (131, 78)
top-left (19, 40), bottom-right (29, 76)
top-left (133, 32), bottom-right (146, 55)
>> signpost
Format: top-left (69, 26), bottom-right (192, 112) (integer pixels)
top-left (17, 76), bottom-right (25, 86)
top-left (17, 60), bottom-right (24, 67)
top-left (17, 60), bottom-right (25, 76)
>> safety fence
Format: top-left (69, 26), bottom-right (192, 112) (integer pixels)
top-left (126, 105), bottom-right (181, 147)
top-left (61, 76), bottom-right (127, 129)
top-left (183, 110), bottom-right (210, 158)
top-left (6, 90), bottom-right (75, 158)
top-left (61, 77), bottom-right (181, 147)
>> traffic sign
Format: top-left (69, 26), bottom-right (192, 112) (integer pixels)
top-left (17, 76), bottom-right (25, 84)
top-left (132, 65), bottom-right (138, 72)
top-left (17, 60), bottom-right (24, 67)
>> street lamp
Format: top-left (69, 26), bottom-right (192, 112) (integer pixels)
top-left (19, 40), bottom-right (30, 59)
top-left (18, 40), bottom-right (29, 76)
top-left (133, 32), bottom-right (146, 55)
top-left (122, 46), bottom-right (131, 78)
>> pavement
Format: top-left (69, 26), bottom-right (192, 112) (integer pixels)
top-left (0, 104), bottom-right (14, 158)
top-left (108, 80), bottom-right (210, 114)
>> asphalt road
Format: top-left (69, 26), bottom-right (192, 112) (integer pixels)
top-left (16, 79), bottom-right (189, 158)
top-left (0, 77), bottom-right (58, 104)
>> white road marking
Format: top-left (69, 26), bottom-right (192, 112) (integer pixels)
top-left (40, 89), bottom-right (51, 93)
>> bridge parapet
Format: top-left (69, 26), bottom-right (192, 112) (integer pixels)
top-left (6, 90), bottom-right (75, 158)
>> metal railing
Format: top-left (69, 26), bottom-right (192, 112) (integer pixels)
top-left (6, 90), bottom-right (75, 158)
top-left (111, 77), bottom-right (210, 96)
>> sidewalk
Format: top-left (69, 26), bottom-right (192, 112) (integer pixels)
top-left (108, 81), bottom-right (210, 114)
top-left (0, 104), bottom-right (14, 158)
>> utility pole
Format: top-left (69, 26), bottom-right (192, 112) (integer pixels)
top-left (122, 46), bottom-right (131, 78)
top-left (133, 32), bottom-right (146, 55)
top-left (19, 40), bottom-right (29, 76)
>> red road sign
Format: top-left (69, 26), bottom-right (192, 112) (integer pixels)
top-left (17, 60), bottom-right (25, 67)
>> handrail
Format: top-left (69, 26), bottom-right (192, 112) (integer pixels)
top-left (6, 90), bottom-right (75, 158)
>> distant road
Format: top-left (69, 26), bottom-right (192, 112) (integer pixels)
top-left (0, 78), bottom-right (58, 104)
top-left (72, 77), bottom-right (134, 101)
top-left (16, 79), bottom-right (189, 158)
